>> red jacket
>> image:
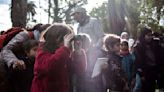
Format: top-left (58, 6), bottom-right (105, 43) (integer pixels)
top-left (31, 46), bottom-right (71, 92)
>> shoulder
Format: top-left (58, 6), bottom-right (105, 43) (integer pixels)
top-left (3, 31), bottom-right (30, 49)
top-left (108, 53), bottom-right (120, 61)
top-left (13, 30), bottom-right (30, 40)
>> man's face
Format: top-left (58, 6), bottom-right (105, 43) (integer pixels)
top-left (73, 12), bottom-right (82, 22)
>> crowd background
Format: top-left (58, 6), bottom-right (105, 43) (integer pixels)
top-left (0, 0), bottom-right (164, 92)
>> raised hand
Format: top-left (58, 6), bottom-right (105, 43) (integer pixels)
top-left (64, 33), bottom-right (74, 48)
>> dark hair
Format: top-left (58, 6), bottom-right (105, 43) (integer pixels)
top-left (43, 23), bottom-right (73, 53)
top-left (121, 40), bottom-right (129, 47)
top-left (23, 40), bottom-right (39, 52)
top-left (27, 23), bottom-right (43, 31)
top-left (73, 35), bottom-right (83, 50)
top-left (73, 35), bottom-right (83, 42)
top-left (39, 24), bottom-right (51, 32)
top-left (104, 34), bottom-right (120, 50)
top-left (76, 33), bottom-right (91, 49)
top-left (139, 27), bottom-right (152, 43)
top-left (27, 23), bottom-right (51, 32)
top-left (33, 23), bottom-right (43, 30)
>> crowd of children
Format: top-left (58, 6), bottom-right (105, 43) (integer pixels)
top-left (0, 23), bottom-right (164, 92)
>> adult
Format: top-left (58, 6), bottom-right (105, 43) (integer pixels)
top-left (1, 24), bottom-right (50, 70)
top-left (134, 27), bottom-right (157, 92)
top-left (71, 7), bottom-right (104, 46)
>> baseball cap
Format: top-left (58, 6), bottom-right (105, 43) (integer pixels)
top-left (71, 7), bottom-right (87, 16)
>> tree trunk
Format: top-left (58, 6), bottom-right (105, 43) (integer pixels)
top-left (53, 0), bottom-right (61, 22)
top-left (107, 0), bottom-right (126, 35)
top-left (11, 0), bottom-right (27, 28)
top-left (48, 0), bottom-right (51, 23)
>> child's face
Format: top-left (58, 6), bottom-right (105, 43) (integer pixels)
top-left (27, 46), bottom-right (38, 58)
top-left (111, 42), bottom-right (120, 54)
top-left (145, 32), bottom-right (153, 43)
top-left (74, 40), bottom-right (82, 50)
top-left (120, 42), bottom-right (129, 51)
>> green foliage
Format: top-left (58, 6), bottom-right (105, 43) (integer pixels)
top-left (89, 0), bottom-right (164, 38)
top-left (138, 0), bottom-right (164, 32)
top-left (89, 2), bottom-right (108, 33)
top-left (47, 0), bottom-right (87, 23)
top-left (89, 2), bottom-right (108, 20)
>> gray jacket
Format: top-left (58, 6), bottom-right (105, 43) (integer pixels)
top-left (77, 17), bottom-right (104, 45)
top-left (1, 31), bottom-right (31, 67)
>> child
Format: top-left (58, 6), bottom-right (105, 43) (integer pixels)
top-left (120, 32), bottom-right (135, 52)
top-left (31, 23), bottom-right (74, 92)
top-left (120, 40), bottom-right (135, 86)
top-left (70, 34), bottom-right (87, 92)
top-left (9, 40), bottom-right (39, 92)
top-left (103, 34), bottom-right (129, 92)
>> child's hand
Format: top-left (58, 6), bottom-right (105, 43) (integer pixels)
top-left (64, 33), bottom-right (74, 48)
top-left (12, 60), bottom-right (26, 70)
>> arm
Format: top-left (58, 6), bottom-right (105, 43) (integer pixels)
top-left (134, 45), bottom-right (145, 77)
top-left (1, 31), bottom-right (30, 67)
top-left (35, 33), bottom-right (73, 73)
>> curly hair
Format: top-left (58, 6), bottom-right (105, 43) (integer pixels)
top-left (104, 34), bottom-right (120, 51)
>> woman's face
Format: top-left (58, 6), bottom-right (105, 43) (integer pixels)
top-left (145, 32), bottom-right (153, 43)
